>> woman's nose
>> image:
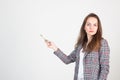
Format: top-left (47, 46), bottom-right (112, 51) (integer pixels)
top-left (89, 25), bottom-right (92, 29)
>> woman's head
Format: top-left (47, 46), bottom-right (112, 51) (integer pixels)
top-left (84, 17), bottom-right (98, 37)
top-left (82, 13), bottom-right (102, 38)
top-left (75, 13), bottom-right (102, 52)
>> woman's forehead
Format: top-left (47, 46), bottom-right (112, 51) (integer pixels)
top-left (86, 17), bottom-right (98, 23)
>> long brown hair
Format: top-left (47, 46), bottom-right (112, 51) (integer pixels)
top-left (75, 13), bottom-right (102, 52)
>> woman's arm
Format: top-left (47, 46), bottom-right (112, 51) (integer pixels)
top-left (54, 48), bottom-right (77, 64)
top-left (44, 40), bottom-right (77, 64)
top-left (99, 39), bottom-right (110, 80)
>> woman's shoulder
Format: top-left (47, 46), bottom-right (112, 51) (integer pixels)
top-left (101, 38), bottom-right (108, 43)
top-left (101, 38), bottom-right (109, 47)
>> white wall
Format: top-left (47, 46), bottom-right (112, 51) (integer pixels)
top-left (0, 0), bottom-right (120, 80)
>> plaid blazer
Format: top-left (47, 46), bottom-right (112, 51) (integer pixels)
top-left (54, 39), bottom-right (110, 80)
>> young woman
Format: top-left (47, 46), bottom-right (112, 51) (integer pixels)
top-left (44, 13), bottom-right (110, 80)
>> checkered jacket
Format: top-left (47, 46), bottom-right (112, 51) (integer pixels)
top-left (54, 39), bottom-right (110, 80)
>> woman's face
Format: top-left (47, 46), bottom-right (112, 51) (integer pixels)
top-left (84, 17), bottom-right (98, 37)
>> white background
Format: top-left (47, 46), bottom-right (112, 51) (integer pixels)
top-left (0, 0), bottom-right (120, 80)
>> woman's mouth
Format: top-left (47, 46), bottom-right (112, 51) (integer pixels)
top-left (89, 31), bottom-right (94, 32)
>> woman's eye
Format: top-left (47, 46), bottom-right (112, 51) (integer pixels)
top-left (94, 24), bottom-right (97, 27)
top-left (87, 23), bottom-right (90, 26)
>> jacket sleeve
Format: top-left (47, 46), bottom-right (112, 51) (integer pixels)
top-left (99, 39), bottom-right (110, 80)
top-left (53, 48), bottom-right (77, 64)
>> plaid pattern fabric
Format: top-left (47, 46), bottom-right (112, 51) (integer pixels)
top-left (54, 39), bottom-right (110, 80)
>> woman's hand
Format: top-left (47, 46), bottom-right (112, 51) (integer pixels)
top-left (44, 40), bottom-right (58, 51)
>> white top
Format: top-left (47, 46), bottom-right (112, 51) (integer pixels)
top-left (77, 48), bottom-right (84, 80)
